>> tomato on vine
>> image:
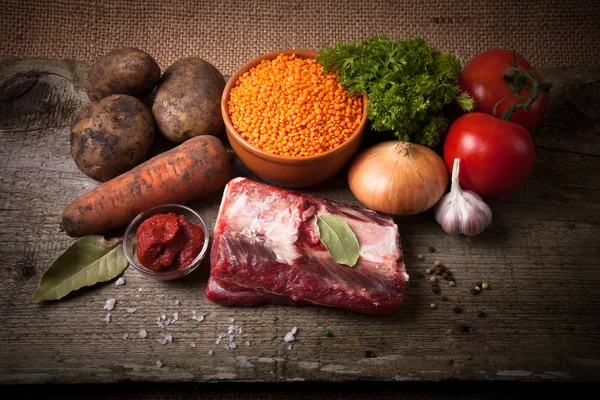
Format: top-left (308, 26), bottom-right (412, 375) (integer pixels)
top-left (458, 50), bottom-right (551, 132)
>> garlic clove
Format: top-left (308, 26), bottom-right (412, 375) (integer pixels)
top-left (458, 199), bottom-right (492, 237)
top-left (467, 192), bottom-right (493, 223)
top-left (461, 191), bottom-right (493, 233)
top-left (435, 197), bottom-right (462, 235)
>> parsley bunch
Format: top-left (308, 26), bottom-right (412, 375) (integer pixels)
top-left (317, 36), bottom-right (473, 147)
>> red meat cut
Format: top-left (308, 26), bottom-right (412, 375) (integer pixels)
top-left (205, 178), bottom-right (408, 315)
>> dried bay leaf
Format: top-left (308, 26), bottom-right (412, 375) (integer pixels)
top-left (29, 235), bottom-right (128, 303)
top-left (316, 214), bottom-right (360, 267)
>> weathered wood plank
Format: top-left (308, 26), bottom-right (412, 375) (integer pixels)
top-left (0, 59), bottom-right (599, 384)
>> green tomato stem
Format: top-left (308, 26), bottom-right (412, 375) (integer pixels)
top-left (497, 50), bottom-right (551, 122)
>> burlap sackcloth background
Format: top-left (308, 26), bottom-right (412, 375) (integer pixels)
top-left (1, 0), bottom-right (598, 74)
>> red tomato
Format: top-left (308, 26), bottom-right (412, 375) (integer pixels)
top-left (444, 113), bottom-right (536, 198)
top-left (459, 50), bottom-right (549, 132)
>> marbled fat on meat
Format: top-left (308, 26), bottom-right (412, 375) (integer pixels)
top-left (205, 178), bottom-right (408, 315)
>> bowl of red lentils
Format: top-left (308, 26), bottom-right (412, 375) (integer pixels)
top-left (222, 49), bottom-right (368, 188)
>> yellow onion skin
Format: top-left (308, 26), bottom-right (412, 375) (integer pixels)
top-left (348, 141), bottom-right (448, 215)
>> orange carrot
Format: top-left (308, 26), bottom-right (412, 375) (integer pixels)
top-left (61, 135), bottom-right (232, 237)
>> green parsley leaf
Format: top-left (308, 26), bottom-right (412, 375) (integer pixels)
top-left (317, 36), bottom-right (473, 147)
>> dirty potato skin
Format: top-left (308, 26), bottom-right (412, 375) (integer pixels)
top-left (70, 94), bottom-right (156, 182)
top-left (153, 58), bottom-right (225, 143)
top-left (86, 47), bottom-right (161, 101)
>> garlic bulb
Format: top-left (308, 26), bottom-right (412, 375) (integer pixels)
top-left (434, 158), bottom-right (492, 236)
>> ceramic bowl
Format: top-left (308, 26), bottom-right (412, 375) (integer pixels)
top-left (221, 49), bottom-right (368, 188)
top-left (123, 204), bottom-right (209, 280)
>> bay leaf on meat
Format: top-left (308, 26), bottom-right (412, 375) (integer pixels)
top-left (316, 214), bottom-right (360, 267)
top-left (29, 236), bottom-right (128, 303)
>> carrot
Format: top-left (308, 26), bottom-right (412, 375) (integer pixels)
top-left (61, 135), bottom-right (232, 237)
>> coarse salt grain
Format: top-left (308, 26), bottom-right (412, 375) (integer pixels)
top-left (122, 333), bottom-right (128, 341)
top-left (227, 325), bottom-right (242, 335)
top-left (229, 317), bottom-right (235, 323)
top-left (115, 277), bottom-right (125, 286)
top-left (245, 341), bottom-right (250, 347)
top-left (287, 345), bottom-right (292, 350)
top-left (126, 307), bottom-right (137, 313)
top-left (283, 332), bottom-right (295, 342)
top-left (156, 360), bottom-right (162, 368)
top-left (291, 327), bottom-right (298, 335)
top-left (229, 342), bottom-right (237, 349)
top-left (104, 298), bottom-right (116, 311)
top-left (138, 329), bottom-right (147, 338)
top-left (138, 288), bottom-right (142, 292)
top-left (208, 350), bottom-right (213, 355)
top-left (104, 313), bottom-right (111, 324)
top-left (175, 300), bottom-right (180, 305)
top-left (157, 335), bottom-right (173, 345)
top-left (157, 313), bottom-right (175, 328)
top-left (190, 343), bottom-right (196, 348)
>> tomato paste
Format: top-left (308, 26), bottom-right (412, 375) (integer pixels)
top-left (136, 212), bottom-right (205, 272)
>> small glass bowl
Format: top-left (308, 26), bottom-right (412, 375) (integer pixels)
top-left (123, 204), bottom-right (209, 280)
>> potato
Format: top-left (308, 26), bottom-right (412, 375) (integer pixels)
top-left (152, 58), bottom-right (225, 143)
top-left (70, 95), bottom-right (156, 182)
top-left (86, 47), bottom-right (161, 101)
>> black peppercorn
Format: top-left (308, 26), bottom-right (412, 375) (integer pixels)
top-left (477, 311), bottom-right (486, 318)
top-left (452, 306), bottom-right (463, 314)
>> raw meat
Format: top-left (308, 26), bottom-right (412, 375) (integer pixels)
top-left (205, 178), bottom-right (408, 315)
top-left (206, 278), bottom-right (310, 307)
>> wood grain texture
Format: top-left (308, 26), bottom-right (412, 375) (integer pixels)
top-left (0, 59), bottom-right (599, 385)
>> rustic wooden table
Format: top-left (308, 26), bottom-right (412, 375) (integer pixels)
top-left (0, 59), bottom-right (599, 385)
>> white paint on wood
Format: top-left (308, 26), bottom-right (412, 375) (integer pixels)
top-left (393, 375), bottom-right (418, 381)
top-left (496, 370), bottom-right (534, 377)
top-left (297, 362), bottom-right (320, 370)
top-left (203, 372), bottom-right (238, 380)
top-left (320, 364), bottom-right (363, 374)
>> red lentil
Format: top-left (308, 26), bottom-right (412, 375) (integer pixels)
top-left (228, 54), bottom-right (363, 157)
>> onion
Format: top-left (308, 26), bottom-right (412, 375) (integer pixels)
top-left (348, 141), bottom-right (448, 215)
